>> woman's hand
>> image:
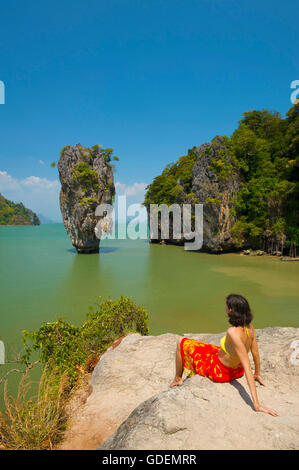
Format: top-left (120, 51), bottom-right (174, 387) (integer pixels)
top-left (253, 375), bottom-right (279, 416)
top-left (254, 374), bottom-right (265, 386)
top-left (254, 403), bottom-right (279, 417)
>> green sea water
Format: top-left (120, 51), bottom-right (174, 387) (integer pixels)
top-left (0, 224), bottom-right (299, 405)
top-left (1, 223), bottom-right (299, 342)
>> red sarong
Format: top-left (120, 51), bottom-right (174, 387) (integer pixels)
top-left (180, 338), bottom-right (244, 383)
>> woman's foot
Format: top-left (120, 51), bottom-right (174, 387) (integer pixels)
top-left (170, 376), bottom-right (184, 387)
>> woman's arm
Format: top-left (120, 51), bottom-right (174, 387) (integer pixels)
top-left (250, 328), bottom-right (265, 385)
top-left (227, 330), bottom-right (279, 417)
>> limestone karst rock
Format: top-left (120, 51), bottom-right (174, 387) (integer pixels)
top-left (145, 136), bottom-right (241, 252)
top-left (191, 136), bottom-right (241, 252)
top-left (58, 144), bottom-right (115, 253)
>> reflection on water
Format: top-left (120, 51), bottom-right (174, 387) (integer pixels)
top-left (67, 246), bottom-right (119, 254)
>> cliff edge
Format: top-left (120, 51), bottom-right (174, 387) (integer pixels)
top-left (59, 327), bottom-right (299, 450)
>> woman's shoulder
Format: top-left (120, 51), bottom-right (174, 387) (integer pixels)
top-left (226, 326), bottom-right (240, 338)
top-left (227, 324), bottom-right (254, 337)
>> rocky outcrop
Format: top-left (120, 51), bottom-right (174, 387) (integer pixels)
top-left (59, 327), bottom-right (299, 450)
top-left (25, 208), bottom-right (41, 225)
top-left (191, 137), bottom-right (240, 252)
top-left (146, 136), bottom-right (240, 252)
top-left (58, 144), bottom-right (115, 253)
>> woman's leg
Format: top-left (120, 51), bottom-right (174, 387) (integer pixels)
top-left (170, 337), bottom-right (184, 387)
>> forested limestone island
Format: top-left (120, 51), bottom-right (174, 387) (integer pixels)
top-left (0, 193), bottom-right (40, 225)
top-left (144, 103), bottom-right (299, 256)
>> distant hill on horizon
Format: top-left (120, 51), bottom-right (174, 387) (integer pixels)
top-left (37, 213), bottom-right (57, 224)
top-left (0, 193), bottom-right (40, 225)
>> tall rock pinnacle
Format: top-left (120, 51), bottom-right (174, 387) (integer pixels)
top-left (58, 143), bottom-right (115, 253)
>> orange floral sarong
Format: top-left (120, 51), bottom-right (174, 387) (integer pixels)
top-left (180, 338), bottom-right (244, 383)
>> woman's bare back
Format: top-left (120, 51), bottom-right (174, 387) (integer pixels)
top-left (218, 324), bottom-right (254, 368)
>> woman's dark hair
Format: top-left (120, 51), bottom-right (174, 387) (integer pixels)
top-left (226, 294), bottom-right (253, 327)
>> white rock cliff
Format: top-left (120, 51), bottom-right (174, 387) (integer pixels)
top-left (60, 328), bottom-right (299, 450)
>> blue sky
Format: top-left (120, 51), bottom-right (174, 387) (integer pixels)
top-left (0, 0), bottom-right (298, 220)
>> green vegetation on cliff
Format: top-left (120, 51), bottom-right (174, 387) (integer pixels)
top-left (0, 194), bottom-right (40, 225)
top-left (228, 104), bottom-right (298, 252)
top-left (144, 149), bottom-right (198, 206)
top-left (22, 295), bottom-right (149, 384)
top-left (0, 295), bottom-right (149, 450)
top-left (71, 161), bottom-right (100, 193)
top-left (58, 143), bottom-right (117, 208)
top-left (144, 103), bottom-right (299, 254)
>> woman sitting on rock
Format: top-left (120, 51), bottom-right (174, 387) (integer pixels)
top-left (170, 293), bottom-right (279, 417)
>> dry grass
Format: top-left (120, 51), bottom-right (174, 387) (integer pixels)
top-left (0, 365), bottom-right (69, 450)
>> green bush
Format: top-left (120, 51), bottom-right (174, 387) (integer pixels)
top-left (1, 295), bottom-right (149, 450)
top-left (59, 145), bottom-right (70, 156)
top-left (22, 295), bottom-right (149, 384)
top-left (71, 162), bottom-right (100, 192)
top-left (82, 295), bottom-right (149, 351)
top-left (79, 196), bottom-right (98, 206)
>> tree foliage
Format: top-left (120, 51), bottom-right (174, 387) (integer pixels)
top-left (143, 103), bottom-right (299, 254)
top-left (22, 295), bottom-right (149, 384)
top-left (229, 105), bottom-right (299, 252)
top-left (0, 194), bottom-right (40, 225)
top-left (144, 149), bottom-right (198, 206)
